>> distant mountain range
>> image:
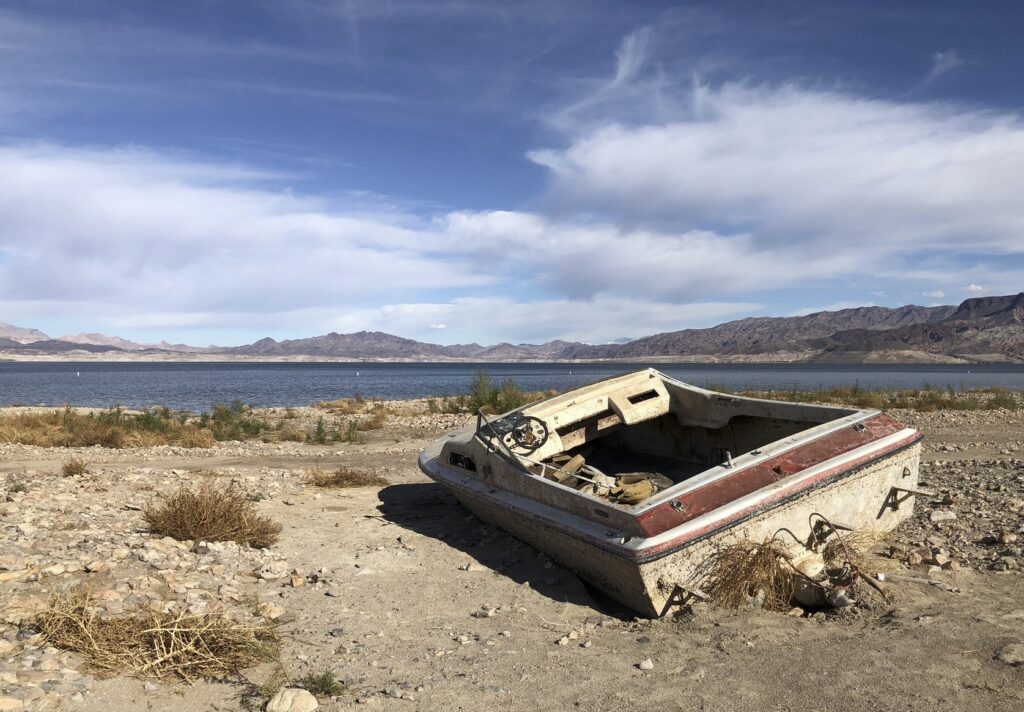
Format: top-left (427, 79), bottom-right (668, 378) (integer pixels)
top-left (3, 292), bottom-right (1023, 363)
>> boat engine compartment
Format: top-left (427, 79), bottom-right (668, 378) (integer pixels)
top-left (477, 370), bottom-right (864, 509)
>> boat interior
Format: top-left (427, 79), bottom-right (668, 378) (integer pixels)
top-left (482, 370), bottom-right (863, 507)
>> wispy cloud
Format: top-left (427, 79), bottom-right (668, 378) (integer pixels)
top-left (926, 49), bottom-right (963, 84)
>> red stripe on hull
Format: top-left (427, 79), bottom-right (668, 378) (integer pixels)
top-left (635, 414), bottom-right (909, 537)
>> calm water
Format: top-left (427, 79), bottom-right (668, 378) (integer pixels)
top-left (0, 362), bottom-right (1022, 412)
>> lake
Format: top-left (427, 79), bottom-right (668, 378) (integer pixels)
top-left (1, 361), bottom-right (1023, 412)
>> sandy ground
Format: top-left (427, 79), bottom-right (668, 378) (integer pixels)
top-left (2, 406), bottom-right (1023, 711)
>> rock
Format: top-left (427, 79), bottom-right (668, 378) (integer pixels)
top-left (266, 688), bottom-right (319, 712)
top-left (638, 658), bottom-right (654, 671)
top-left (996, 643), bottom-right (1024, 666)
top-left (258, 603), bottom-right (286, 620)
top-left (257, 561), bottom-right (290, 581)
top-left (1000, 531), bottom-right (1019, 545)
top-left (0, 698), bottom-right (23, 712)
top-left (929, 510), bottom-right (957, 523)
top-left (85, 561), bottom-right (110, 574)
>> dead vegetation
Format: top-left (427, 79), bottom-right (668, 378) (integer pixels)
top-left (144, 482), bottom-right (281, 548)
top-left (700, 538), bottom-right (796, 612)
top-left (35, 589), bottom-right (277, 682)
top-left (306, 466), bottom-right (389, 489)
top-left (61, 457), bottom-right (88, 477)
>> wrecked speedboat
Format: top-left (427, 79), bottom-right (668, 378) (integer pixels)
top-left (419, 369), bottom-right (922, 617)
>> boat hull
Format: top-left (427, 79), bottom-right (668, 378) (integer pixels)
top-left (421, 439), bottom-right (921, 617)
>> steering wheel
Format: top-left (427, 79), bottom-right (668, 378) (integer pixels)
top-left (508, 415), bottom-right (549, 453)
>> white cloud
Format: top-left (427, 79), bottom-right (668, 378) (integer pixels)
top-left (965, 283), bottom-right (988, 293)
top-left (531, 83), bottom-right (1024, 255)
top-left (923, 290), bottom-right (945, 299)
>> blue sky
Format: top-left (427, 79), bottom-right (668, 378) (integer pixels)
top-left (1, 1), bottom-right (1022, 346)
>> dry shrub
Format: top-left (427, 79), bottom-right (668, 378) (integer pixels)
top-left (306, 466), bottom-right (388, 489)
top-left (822, 529), bottom-right (900, 576)
top-left (315, 398), bottom-right (363, 415)
top-left (36, 589), bottom-right (276, 682)
top-left (700, 538), bottom-right (795, 611)
top-left (62, 458), bottom-right (88, 477)
top-left (356, 410), bottom-right (388, 431)
top-left (0, 408), bottom-right (215, 449)
top-left (144, 483), bottom-right (281, 548)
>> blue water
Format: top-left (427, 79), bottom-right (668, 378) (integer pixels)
top-left (0, 362), bottom-right (1022, 412)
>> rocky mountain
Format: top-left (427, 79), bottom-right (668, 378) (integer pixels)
top-left (558, 303), bottom-right (960, 360)
top-left (224, 332), bottom-right (453, 359)
top-left (2, 293), bottom-right (1023, 362)
top-left (0, 322), bottom-right (49, 344)
top-left (58, 333), bottom-right (148, 350)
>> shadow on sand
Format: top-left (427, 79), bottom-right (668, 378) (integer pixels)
top-left (376, 482), bottom-right (633, 619)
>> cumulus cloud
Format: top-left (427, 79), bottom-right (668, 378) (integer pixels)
top-left (0, 143), bottom-right (765, 343)
top-left (531, 83), bottom-right (1024, 255)
top-left (923, 290), bottom-right (946, 299)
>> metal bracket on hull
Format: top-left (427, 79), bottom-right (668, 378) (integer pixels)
top-left (880, 485), bottom-right (936, 515)
top-left (659, 584), bottom-right (710, 616)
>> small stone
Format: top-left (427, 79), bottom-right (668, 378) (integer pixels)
top-left (929, 510), bottom-right (957, 523)
top-left (0, 698), bottom-right (23, 712)
top-left (289, 576), bottom-right (305, 588)
top-left (266, 687), bottom-right (318, 712)
top-left (85, 561), bottom-right (110, 574)
top-left (581, 640), bottom-right (592, 648)
top-left (999, 531), bottom-right (1019, 545)
top-left (638, 658), bottom-right (654, 671)
top-left (996, 643), bottom-right (1024, 666)
top-left (556, 636), bottom-right (570, 646)
top-left (329, 628), bottom-right (346, 637)
top-left (258, 603), bottom-right (286, 620)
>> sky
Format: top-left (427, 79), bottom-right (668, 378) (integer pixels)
top-left (1, 0), bottom-right (1022, 347)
